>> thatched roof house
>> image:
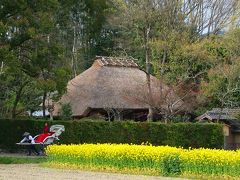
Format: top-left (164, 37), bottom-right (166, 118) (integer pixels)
top-left (54, 56), bottom-right (183, 120)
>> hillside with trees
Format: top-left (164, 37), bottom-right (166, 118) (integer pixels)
top-left (0, 0), bottom-right (240, 121)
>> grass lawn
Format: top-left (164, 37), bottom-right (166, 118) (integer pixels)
top-left (0, 155), bottom-right (47, 164)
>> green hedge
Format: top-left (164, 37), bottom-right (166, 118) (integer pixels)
top-left (0, 119), bottom-right (224, 151)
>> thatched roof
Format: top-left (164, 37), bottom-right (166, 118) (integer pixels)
top-left (54, 56), bottom-right (183, 117)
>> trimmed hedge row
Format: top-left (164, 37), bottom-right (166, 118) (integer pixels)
top-left (0, 119), bottom-right (224, 151)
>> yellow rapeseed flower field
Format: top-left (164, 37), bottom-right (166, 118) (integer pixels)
top-left (46, 144), bottom-right (240, 177)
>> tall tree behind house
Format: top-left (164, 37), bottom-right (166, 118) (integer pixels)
top-left (55, 0), bottom-right (114, 77)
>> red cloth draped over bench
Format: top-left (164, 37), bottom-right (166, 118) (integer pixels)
top-left (34, 132), bottom-right (55, 143)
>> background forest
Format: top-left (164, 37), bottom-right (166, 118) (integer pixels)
top-left (0, 0), bottom-right (240, 120)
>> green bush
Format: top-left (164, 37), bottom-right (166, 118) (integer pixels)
top-left (161, 155), bottom-right (181, 176)
top-left (59, 103), bottom-right (73, 120)
top-left (0, 119), bottom-right (224, 151)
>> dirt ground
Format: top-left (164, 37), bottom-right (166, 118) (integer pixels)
top-left (0, 164), bottom-right (185, 180)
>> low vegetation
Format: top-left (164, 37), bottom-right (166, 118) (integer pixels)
top-left (46, 144), bottom-right (240, 177)
top-left (0, 156), bottom-right (46, 164)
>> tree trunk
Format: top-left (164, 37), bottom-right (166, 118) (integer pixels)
top-left (12, 90), bottom-right (21, 119)
top-left (116, 109), bottom-right (123, 121)
top-left (147, 107), bottom-right (154, 122)
top-left (145, 26), bottom-right (154, 122)
top-left (107, 111), bottom-right (111, 121)
top-left (30, 110), bottom-right (33, 117)
top-left (49, 110), bottom-right (53, 120)
top-left (12, 81), bottom-right (29, 119)
top-left (146, 71), bottom-right (154, 121)
top-left (0, 61), bottom-right (3, 75)
top-left (42, 91), bottom-right (47, 118)
top-left (113, 109), bottom-right (121, 121)
top-left (72, 25), bottom-right (77, 77)
top-left (160, 49), bottom-right (167, 76)
top-left (217, 104), bottom-right (224, 123)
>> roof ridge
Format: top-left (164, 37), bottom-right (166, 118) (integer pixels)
top-left (95, 56), bottom-right (139, 68)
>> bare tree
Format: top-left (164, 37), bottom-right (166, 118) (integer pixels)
top-left (103, 107), bottom-right (124, 121)
top-left (72, 26), bottom-right (78, 77)
top-left (181, 0), bottom-right (238, 35)
top-left (122, 76), bottom-right (196, 123)
top-left (109, 0), bottom-right (167, 121)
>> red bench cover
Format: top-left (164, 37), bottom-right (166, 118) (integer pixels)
top-left (35, 132), bottom-right (55, 143)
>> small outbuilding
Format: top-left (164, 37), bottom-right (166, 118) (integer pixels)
top-left (196, 108), bottom-right (240, 149)
top-left (53, 56), bottom-right (184, 120)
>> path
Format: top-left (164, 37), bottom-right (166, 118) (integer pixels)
top-left (0, 164), bottom-right (186, 180)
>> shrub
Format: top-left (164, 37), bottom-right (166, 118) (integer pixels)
top-left (161, 155), bottom-right (181, 175)
top-left (0, 119), bottom-right (224, 151)
top-left (59, 103), bottom-right (72, 120)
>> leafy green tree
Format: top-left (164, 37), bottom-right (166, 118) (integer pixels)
top-left (55, 0), bottom-right (113, 76)
top-left (0, 0), bottom-right (70, 118)
top-left (200, 28), bottom-right (240, 110)
top-left (166, 38), bottom-right (216, 83)
top-left (59, 103), bottom-right (73, 120)
top-left (202, 62), bottom-right (240, 109)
